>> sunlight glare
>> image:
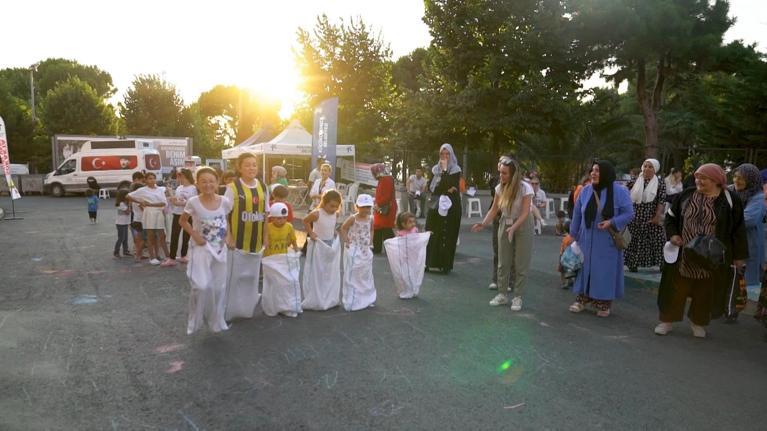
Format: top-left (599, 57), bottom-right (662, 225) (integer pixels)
top-left (237, 64), bottom-right (304, 120)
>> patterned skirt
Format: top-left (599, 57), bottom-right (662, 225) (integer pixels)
top-left (624, 202), bottom-right (665, 269)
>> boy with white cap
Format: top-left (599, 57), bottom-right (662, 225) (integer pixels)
top-left (261, 202), bottom-right (302, 318)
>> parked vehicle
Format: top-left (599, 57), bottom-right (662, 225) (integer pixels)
top-left (44, 147), bottom-right (162, 197)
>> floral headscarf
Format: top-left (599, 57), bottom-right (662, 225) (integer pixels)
top-left (730, 163), bottom-right (762, 204)
top-left (370, 163), bottom-right (388, 178)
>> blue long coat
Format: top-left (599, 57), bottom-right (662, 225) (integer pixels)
top-left (742, 191), bottom-right (766, 286)
top-left (570, 183), bottom-right (635, 300)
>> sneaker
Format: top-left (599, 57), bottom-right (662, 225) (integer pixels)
top-left (510, 296), bottom-right (523, 311)
top-left (284, 312), bottom-right (298, 318)
top-left (160, 258), bottom-right (177, 267)
top-left (488, 282), bottom-right (498, 290)
top-left (176, 257), bottom-right (189, 264)
top-left (690, 323), bottom-right (706, 338)
top-left (489, 293), bottom-right (509, 306)
top-left (654, 322), bottom-right (673, 335)
top-left (149, 258), bottom-right (161, 265)
top-left (568, 302), bottom-right (585, 313)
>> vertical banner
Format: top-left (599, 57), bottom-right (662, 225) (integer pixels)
top-left (311, 97), bottom-right (339, 177)
top-left (0, 116), bottom-right (21, 200)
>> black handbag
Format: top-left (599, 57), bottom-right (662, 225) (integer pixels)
top-left (684, 234), bottom-right (726, 270)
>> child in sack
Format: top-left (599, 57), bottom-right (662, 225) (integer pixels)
top-left (261, 202), bottom-right (303, 318)
top-left (339, 194), bottom-right (377, 310)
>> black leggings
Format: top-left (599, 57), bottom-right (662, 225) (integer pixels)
top-left (170, 214), bottom-right (191, 259)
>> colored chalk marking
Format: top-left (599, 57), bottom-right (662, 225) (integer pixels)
top-left (166, 360), bottom-right (184, 373)
top-left (155, 343), bottom-right (185, 354)
top-left (71, 295), bottom-right (98, 305)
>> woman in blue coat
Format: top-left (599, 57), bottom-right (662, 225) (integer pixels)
top-left (730, 163), bottom-right (766, 291)
top-left (568, 160), bottom-right (634, 317)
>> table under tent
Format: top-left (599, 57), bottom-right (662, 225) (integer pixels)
top-left (221, 120), bottom-right (357, 210)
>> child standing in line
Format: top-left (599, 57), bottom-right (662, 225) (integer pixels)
top-left (339, 194), bottom-right (376, 311)
top-left (180, 167), bottom-right (231, 335)
top-left (261, 202), bottom-right (303, 318)
top-left (169, 168), bottom-right (197, 264)
top-left (128, 172), bottom-right (172, 266)
top-left (87, 189), bottom-right (98, 224)
top-left (129, 172), bottom-right (146, 262)
top-left (114, 190), bottom-right (132, 258)
top-left (303, 189), bottom-right (342, 246)
top-left (395, 212), bottom-right (418, 237)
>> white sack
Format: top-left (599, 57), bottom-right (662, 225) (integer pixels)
top-left (225, 249), bottom-right (263, 320)
top-left (302, 238), bottom-right (342, 310)
top-left (186, 243), bottom-right (229, 335)
top-left (384, 232), bottom-right (431, 299)
top-left (342, 245), bottom-right (376, 311)
top-left (261, 251), bottom-right (303, 317)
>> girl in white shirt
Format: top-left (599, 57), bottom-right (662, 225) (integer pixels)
top-left (180, 167), bottom-right (232, 335)
top-left (127, 172), bottom-right (172, 266)
top-left (169, 168), bottom-right (198, 264)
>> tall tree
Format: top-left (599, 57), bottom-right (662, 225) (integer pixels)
top-left (575, 0), bottom-right (734, 158)
top-left (295, 15), bottom-right (396, 156)
top-left (197, 85), bottom-right (280, 145)
top-left (41, 76), bottom-right (116, 135)
top-left (121, 74), bottom-right (186, 136)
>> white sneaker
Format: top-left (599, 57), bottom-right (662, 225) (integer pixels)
top-left (489, 293), bottom-right (509, 306)
top-left (488, 282), bottom-right (498, 290)
top-left (654, 322), bottom-right (673, 335)
top-left (690, 323), bottom-right (706, 338)
top-left (510, 296), bottom-right (522, 311)
top-left (149, 258), bottom-right (161, 265)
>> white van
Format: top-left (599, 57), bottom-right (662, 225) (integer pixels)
top-left (45, 148), bottom-right (162, 197)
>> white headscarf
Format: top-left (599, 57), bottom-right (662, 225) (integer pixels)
top-left (430, 143), bottom-right (462, 193)
top-left (630, 158), bottom-right (660, 203)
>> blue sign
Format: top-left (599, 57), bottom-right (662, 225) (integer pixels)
top-left (311, 97), bottom-right (339, 177)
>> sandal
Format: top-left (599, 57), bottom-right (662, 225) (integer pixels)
top-left (568, 302), bottom-right (585, 313)
top-left (596, 309), bottom-right (611, 318)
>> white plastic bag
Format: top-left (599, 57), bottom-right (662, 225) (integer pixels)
top-left (186, 243), bottom-right (229, 335)
top-left (261, 250), bottom-right (303, 317)
top-left (384, 232), bottom-right (431, 299)
top-left (224, 249), bottom-right (263, 320)
top-left (302, 237), bottom-right (342, 310)
top-left (342, 245), bottom-right (376, 311)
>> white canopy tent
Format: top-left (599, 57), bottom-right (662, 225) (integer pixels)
top-left (221, 120), bottom-right (356, 181)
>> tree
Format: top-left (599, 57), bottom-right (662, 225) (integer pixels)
top-left (295, 15), bottom-right (396, 158)
top-left (197, 85), bottom-right (280, 146)
top-left (121, 74), bottom-right (186, 136)
top-left (41, 76), bottom-right (116, 135)
top-left (575, 0), bottom-right (734, 158)
top-left (0, 80), bottom-right (39, 169)
top-left (34, 58), bottom-right (116, 100)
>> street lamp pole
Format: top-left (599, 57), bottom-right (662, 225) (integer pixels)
top-left (29, 63), bottom-right (39, 122)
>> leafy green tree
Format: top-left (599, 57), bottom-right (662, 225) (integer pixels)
top-left (295, 15), bottom-right (396, 158)
top-left (0, 80), bottom-right (39, 169)
top-left (34, 58), bottom-right (116, 100)
top-left (575, 0), bottom-right (734, 158)
top-left (121, 74), bottom-right (186, 136)
top-left (41, 76), bottom-right (116, 135)
top-left (197, 85), bottom-right (280, 146)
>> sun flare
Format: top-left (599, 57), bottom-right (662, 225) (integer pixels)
top-left (238, 65), bottom-right (304, 120)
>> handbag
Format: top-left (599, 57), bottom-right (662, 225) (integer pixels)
top-left (377, 203), bottom-right (391, 216)
top-left (684, 234), bottom-right (725, 270)
top-left (593, 191), bottom-right (631, 250)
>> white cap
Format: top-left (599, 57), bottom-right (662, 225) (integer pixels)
top-left (356, 194), bottom-right (374, 207)
top-left (269, 202), bottom-right (289, 218)
top-left (663, 241), bottom-right (679, 264)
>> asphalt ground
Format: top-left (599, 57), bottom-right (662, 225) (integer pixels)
top-left (1, 196), bottom-right (766, 430)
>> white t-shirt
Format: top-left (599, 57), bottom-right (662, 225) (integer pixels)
top-left (116, 202), bottom-right (131, 225)
top-left (310, 177), bottom-right (336, 205)
top-left (172, 184), bottom-right (198, 215)
top-left (495, 181), bottom-right (534, 221)
top-left (408, 175), bottom-right (427, 195)
top-left (183, 196), bottom-right (233, 251)
top-left (533, 188), bottom-right (547, 207)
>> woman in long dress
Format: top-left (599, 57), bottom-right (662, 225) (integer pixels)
top-left (624, 159), bottom-right (666, 272)
top-left (371, 163), bottom-right (397, 254)
top-left (425, 143), bottom-right (462, 274)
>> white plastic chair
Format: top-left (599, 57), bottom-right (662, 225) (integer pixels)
top-left (466, 197), bottom-right (482, 218)
top-left (98, 189), bottom-right (110, 200)
top-left (545, 198), bottom-right (555, 219)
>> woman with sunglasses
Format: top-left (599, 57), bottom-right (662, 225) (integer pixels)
top-left (567, 160), bottom-right (634, 317)
top-left (472, 156), bottom-right (534, 311)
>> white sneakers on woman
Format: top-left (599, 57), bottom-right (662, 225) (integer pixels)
top-left (489, 294), bottom-right (523, 311)
top-left (654, 322), bottom-right (673, 335)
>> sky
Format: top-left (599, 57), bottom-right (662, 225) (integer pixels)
top-left (1, 0), bottom-right (765, 118)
